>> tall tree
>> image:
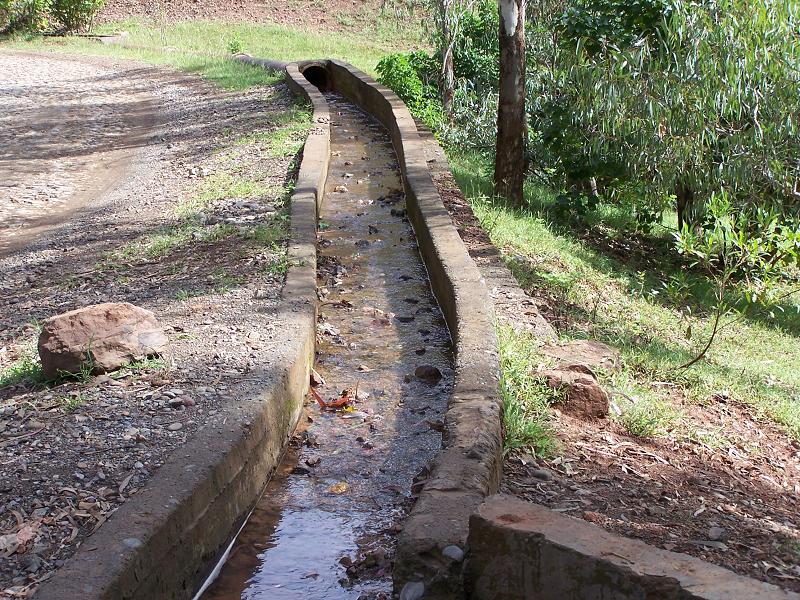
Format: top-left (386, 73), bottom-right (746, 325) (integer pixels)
top-left (494, 0), bottom-right (527, 205)
top-left (436, 0), bottom-right (457, 115)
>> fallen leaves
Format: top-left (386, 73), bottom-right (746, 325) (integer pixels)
top-left (0, 521), bottom-right (39, 557)
top-left (311, 385), bottom-right (357, 411)
top-left (327, 481), bottom-right (349, 494)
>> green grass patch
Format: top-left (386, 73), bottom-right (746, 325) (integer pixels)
top-left (451, 151), bottom-right (800, 442)
top-left (0, 346), bottom-right (44, 388)
top-left (499, 325), bottom-right (559, 456)
top-left (60, 392), bottom-right (86, 413)
top-left (0, 14), bottom-right (419, 83)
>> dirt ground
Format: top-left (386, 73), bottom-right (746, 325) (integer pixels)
top-left (0, 51), bottom-right (299, 597)
top-left (98, 0), bottom-right (387, 32)
top-left (429, 142), bottom-right (800, 592)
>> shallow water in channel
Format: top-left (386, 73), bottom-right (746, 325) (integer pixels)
top-left (199, 95), bottom-right (453, 599)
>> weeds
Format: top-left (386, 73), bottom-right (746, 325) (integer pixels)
top-left (61, 393), bottom-right (86, 413)
top-left (499, 325), bottom-right (559, 457)
top-left (0, 349), bottom-right (44, 388)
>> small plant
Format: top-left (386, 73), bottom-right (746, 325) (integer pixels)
top-left (675, 193), bottom-right (800, 368)
top-left (175, 289), bottom-right (201, 301)
top-left (264, 256), bottom-right (289, 277)
top-left (0, 349), bottom-right (44, 387)
top-left (226, 36), bottom-right (243, 55)
top-left (211, 267), bottom-right (244, 293)
top-left (617, 397), bottom-right (680, 438)
top-left (61, 392), bottom-right (86, 413)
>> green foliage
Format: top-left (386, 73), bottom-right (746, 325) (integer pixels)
top-left (376, 51), bottom-right (444, 131)
top-left (499, 325), bottom-right (558, 457)
top-left (558, 0), bottom-right (670, 53)
top-left (1, 0), bottom-right (50, 32)
top-left (376, 0), bottom-right (499, 148)
top-left (557, 0), bottom-right (800, 223)
top-left (0, 347), bottom-right (44, 387)
top-left (449, 0), bottom-right (498, 93)
top-left (451, 150), bottom-right (800, 442)
top-left (1, 0), bottom-right (103, 32)
top-left (618, 397), bottom-right (680, 438)
top-left (226, 35), bottom-right (242, 54)
top-left (674, 192), bottom-right (800, 365)
top-left (49, 0), bottom-right (104, 32)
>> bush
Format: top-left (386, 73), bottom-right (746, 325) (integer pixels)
top-left (376, 51), bottom-right (444, 131)
top-left (376, 0), bottom-right (499, 148)
top-left (1, 0), bottom-right (51, 32)
top-left (1, 0), bottom-right (103, 32)
top-left (49, 0), bottom-right (104, 32)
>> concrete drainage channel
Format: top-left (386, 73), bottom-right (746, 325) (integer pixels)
top-left (33, 52), bottom-right (796, 600)
top-left (201, 57), bottom-right (504, 600)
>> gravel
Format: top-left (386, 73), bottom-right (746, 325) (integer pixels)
top-left (0, 51), bottom-right (301, 597)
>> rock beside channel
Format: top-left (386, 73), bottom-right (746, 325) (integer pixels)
top-left (38, 302), bottom-right (168, 378)
top-left (542, 364), bottom-right (609, 419)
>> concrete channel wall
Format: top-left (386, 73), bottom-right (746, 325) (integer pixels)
top-left (467, 496), bottom-right (800, 600)
top-left (34, 63), bottom-right (327, 600)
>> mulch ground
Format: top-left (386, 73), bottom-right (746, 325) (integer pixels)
top-left (423, 136), bottom-right (800, 592)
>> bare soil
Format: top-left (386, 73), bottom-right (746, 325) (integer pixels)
top-left (98, 0), bottom-right (386, 33)
top-left (425, 136), bottom-right (800, 592)
top-left (0, 52), bottom-right (299, 598)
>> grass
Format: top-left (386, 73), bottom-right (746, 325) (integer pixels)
top-left (0, 346), bottom-right (44, 388)
top-left (61, 392), bottom-right (86, 413)
top-left (0, 12), bottom-right (423, 84)
top-left (499, 325), bottom-right (560, 457)
top-left (450, 151), bottom-right (800, 447)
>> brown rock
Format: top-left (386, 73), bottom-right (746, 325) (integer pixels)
top-left (38, 302), bottom-right (168, 378)
top-left (541, 340), bottom-right (620, 372)
top-left (542, 365), bottom-right (609, 419)
top-left (414, 365), bottom-right (442, 385)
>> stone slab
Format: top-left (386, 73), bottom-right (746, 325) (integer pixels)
top-left (466, 495), bottom-right (800, 600)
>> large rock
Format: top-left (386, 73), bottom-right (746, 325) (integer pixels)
top-left (38, 303), bottom-right (168, 379)
top-left (465, 495), bottom-right (799, 600)
top-left (542, 364), bottom-right (609, 419)
top-left (541, 339), bottom-right (620, 372)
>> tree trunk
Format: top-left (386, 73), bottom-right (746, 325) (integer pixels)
top-left (495, 0), bottom-right (527, 206)
top-left (438, 0), bottom-right (456, 116)
top-left (676, 180), bottom-right (694, 231)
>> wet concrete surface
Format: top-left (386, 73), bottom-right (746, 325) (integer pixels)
top-left (199, 95), bottom-right (453, 599)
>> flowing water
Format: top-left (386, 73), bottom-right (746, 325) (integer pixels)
top-left (199, 95), bottom-right (453, 599)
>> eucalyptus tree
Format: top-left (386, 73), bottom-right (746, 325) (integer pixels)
top-left (495, 0), bottom-right (527, 205)
top-left (557, 0), bottom-right (800, 228)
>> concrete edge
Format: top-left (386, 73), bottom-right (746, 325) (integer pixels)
top-left (466, 495), bottom-right (800, 600)
top-left (310, 59), bottom-right (503, 598)
top-left (33, 62), bottom-right (329, 600)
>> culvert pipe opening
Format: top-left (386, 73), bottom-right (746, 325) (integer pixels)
top-left (301, 65), bottom-right (329, 91)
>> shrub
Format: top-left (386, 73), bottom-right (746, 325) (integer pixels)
top-left (1, 0), bottom-right (51, 32)
top-left (1, 0), bottom-right (103, 32)
top-left (376, 51), bottom-right (444, 131)
top-left (49, 0), bottom-right (104, 32)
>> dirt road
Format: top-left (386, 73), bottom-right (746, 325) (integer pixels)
top-left (0, 51), bottom-right (158, 255)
